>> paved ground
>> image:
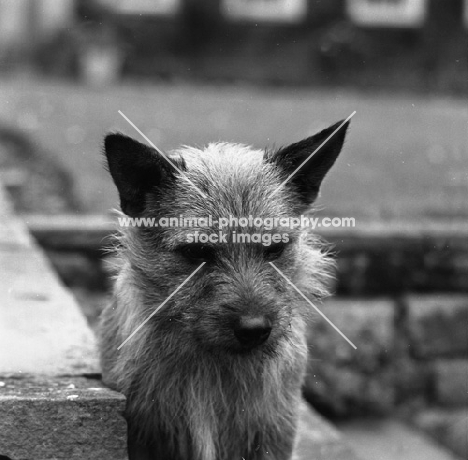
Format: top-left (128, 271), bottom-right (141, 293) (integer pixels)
top-left (0, 74), bottom-right (467, 221)
top-left (338, 419), bottom-right (462, 460)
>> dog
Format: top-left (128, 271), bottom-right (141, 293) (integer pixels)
top-left (100, 120), bottom-right (349, 460)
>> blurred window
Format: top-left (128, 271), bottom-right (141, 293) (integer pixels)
top-left (346, 0), bottom-right (427, 27)
top-left (98, 0), bottom-right (181, 15)
top-left (221, 0), bottom-right (307, 23)
top-left (0, 1), bottom-right (28, 46)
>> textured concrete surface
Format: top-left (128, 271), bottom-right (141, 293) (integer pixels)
top-left (0, 377), bottom-right (127, 460)
top-left (0, 183), bottom-right (127, 459)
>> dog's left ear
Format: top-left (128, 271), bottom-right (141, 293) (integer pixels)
top-left (269, 120), bottom-right (349, 205)
top-left (104, 133), bottom-right (184, 217)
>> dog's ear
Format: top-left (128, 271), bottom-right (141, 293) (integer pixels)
top-left (104, 133), bottom-right (184, 216)
top-left (269, 120), bottom-right (349, 205)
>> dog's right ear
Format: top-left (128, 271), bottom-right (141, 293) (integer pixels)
top-left (268, 120), bottom-right (349, 207)
top-left (104, 133), bottom-right (183, 217)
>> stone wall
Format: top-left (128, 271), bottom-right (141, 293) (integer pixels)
top-left (303, 295), bottom-right (468, 418)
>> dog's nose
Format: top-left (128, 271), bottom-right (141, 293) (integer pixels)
top-left (234, 316), bottom-right (272, 348)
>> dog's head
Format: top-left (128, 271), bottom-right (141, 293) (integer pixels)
top-left (104, 121), bottom-right (349, 356)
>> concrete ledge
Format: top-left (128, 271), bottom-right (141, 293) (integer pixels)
top-left (24, 215), bottom-right (468, 294)
top-left (0, 187), bottom-right (99, 376)
top-left (0, 377), bottom-right (127, 460)
top-left (0, 247), bottom-right (99, 375)
top-left (0, 186), bottom-right (128, 459)
top-left (24, 215), bottom-right (468, 251)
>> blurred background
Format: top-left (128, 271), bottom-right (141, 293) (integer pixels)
top-left (0, 0), bottom-right (467, 219)
top-left (0, 1), bottom-right (466, 459)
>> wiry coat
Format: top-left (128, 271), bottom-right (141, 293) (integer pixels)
top-left (101, 122), bottom-right (348, 460)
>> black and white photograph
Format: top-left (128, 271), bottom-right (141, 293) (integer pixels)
top-left (0, 0), bottom-right (467, 459)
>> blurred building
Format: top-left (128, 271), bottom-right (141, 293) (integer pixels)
top-left (0, 0), bottom-right (74, 64)
top-left (1, 0), bottom-right (467, 91)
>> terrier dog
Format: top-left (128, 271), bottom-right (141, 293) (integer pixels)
top-left (100, 120), bottom-right (349, 460)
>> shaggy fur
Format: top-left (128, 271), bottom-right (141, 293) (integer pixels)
top-left (100, 121), bottom-right (349, 460)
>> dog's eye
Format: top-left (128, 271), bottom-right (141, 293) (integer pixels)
top-left (177, 244), bottom-right (216, 263)
top-left (263, 243), bottom-right (287, 261)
